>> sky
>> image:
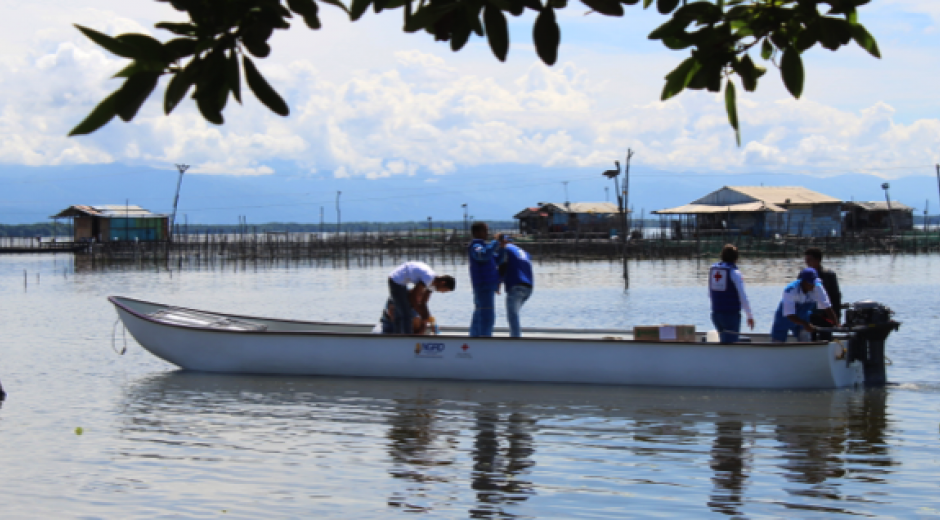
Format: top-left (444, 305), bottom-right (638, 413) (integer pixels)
top-left (1, 0), bottom-right (939, 224)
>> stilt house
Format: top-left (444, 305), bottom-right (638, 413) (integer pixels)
top-left (514, 202), bottom-right (622, 234)
top-left (51, 205), bottom-right (169, 243)
top-left (654, 186), bottom-right (843, 238)
top-left (843, 201), bottom-right (914, 233)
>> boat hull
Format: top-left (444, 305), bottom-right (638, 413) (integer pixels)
top-left (110, 296), bottom-right (865, 389)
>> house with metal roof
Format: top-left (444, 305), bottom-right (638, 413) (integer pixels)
top-left (513, 202), bottom-right (624, 234)
top-left (653, 186), bottom-right (843, 237)
top-left (843, 201), bottom-right (914, 233)
top-left (51, 205), bottom-right (169, 242)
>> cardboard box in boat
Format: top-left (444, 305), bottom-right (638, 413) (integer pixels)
top-left (633, 325), bottom-right (696, 342)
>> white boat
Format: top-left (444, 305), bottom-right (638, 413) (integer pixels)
top-left (109, 296), bottom-right (892, 390)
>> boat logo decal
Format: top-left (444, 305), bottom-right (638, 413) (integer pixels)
top-left (456, 343), bottom-right (472, 359)
top-left (415, 342), bottom-right (446, 358)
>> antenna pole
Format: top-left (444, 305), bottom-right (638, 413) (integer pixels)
top-left (624, 149), bottom-right (634, 233)
top-left (170, 164), bottom-right (190, 242)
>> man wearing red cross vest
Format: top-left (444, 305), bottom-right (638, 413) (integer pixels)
top-left (708, 244), bottom-right (755, 343)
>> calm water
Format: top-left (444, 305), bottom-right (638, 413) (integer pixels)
top-left (1, 253), bottom-right (939, 518)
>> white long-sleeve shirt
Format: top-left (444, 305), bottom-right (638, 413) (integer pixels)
top-left (709, 262), bottom-right (754, 320)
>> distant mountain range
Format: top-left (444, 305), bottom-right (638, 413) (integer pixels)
top-left (2, 162), bottom-right (937, 225)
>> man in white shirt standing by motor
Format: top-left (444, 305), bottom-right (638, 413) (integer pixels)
top-left (387, 261), bottom-right (456, 335)
top-left (709, 244), bottom-right (755, 343)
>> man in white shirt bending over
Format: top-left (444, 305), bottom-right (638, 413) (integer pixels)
top-left (388, 261), bottom-right (456, 335)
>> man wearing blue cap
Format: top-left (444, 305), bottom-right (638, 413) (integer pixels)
top-left (770, 268), bottom-right (838, 342)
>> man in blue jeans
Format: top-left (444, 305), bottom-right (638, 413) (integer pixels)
top-left (467, 222), bottom-right (503, 337)
top-left (498, 236), bottom-right (534, 337)
top-left (708, 244), bottom-right (755, 343)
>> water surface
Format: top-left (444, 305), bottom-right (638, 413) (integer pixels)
top-left (1, 253), bottom-right (938, 518)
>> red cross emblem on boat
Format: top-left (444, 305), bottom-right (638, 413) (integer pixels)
top-left (462, 344), bottom-right (469, 351)
top-left (713, 271), bottom-right (723, 282)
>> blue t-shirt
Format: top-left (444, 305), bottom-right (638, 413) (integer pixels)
top-left (468, 238), bottom-right (500, 286)
top-left (503, 244), bottom-right (534, 289)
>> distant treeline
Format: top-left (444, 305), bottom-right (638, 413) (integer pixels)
top-left (5, 215), bottom-right (939, 238)
top-left (0, 223), bottom-right (73, 237)
top-left (0, 220), bottom-right (517, 237)
top-left (176, 220), bottom-right (520, 234)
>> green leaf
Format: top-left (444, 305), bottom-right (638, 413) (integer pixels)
top-left (243, 56), bottom-right (290, 116)
top-left (227, 52), bottom-right (242, 104)
top-left (112, 61), bottom-right (163, 78)
top-left (760, 38), bottom-right (773, 60)
top-left (671, 1), bottom-right (721, 23)
top-left (164, 38), bottom-right (197, 61)
top-left (781, 45), bottom-right (804, 99)
top-left (648, 20), bottom-right (684, 41)
top-left (404, 3), bottom-right (459, 32)
top-left (484, 5), bottom-right (509, 61)
top-left (317, 0), bottom-right (350, 15)
top-left (116, 71), bottom-right (161, 122)
top-left (196, 94), bottom-right (224, 125)
top-left (661, 36), bottom-right (691, 50)
top-left (731, 54), bottom-right (764, 92)
top-left (725, 79), bottom-right (740, 146)
top-left (533, 8), bottom-right (560, 66)
top-left (660, 57), bottom-right (700, 101)
top-left (75, 25), bottom-right (136, 59)
top-left (450, 8), bottom-right (472, 51)
top-left (581, 0), bottom-right (623, 16)
top-left (243, 38), bottom-right (271, 58)
top-left (164, 65), bottom-right (196, 115)
top-left (115, 33), bottom-right (167, 62)
top-left (851, 23), bottom-right (881, 58)
top-left (350, 0), bottom-right (372, 20)
top-left (154, 22), bottom-right (196, 36)
top-left (68, 90), bottom-right (120, 136)
top-left (288, 0), bottom-right (322, 28)
top-left (469, 10), bottom-right (485, 37)
top-left (656, 0), bottom-right (680, 15)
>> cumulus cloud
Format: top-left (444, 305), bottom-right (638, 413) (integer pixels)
top-left (0, 3), bottom-right (937, 179)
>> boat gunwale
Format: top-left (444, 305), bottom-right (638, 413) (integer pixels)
top-left (108, 295), bottom-right (831, 348)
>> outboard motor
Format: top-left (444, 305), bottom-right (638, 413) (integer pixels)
top-left (843, 300), bottom-right (900, 386)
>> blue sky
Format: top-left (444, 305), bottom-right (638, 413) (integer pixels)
top-left (0, 1), bottom-right (938, 223)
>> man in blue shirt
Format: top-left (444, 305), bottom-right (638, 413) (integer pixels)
top-left (771, 267), bottom-right (838, 342)
top-left (708, 244), bottom-right (754, 343)
top-left (498, 236), bottom-right (534, 338)
top-left (467, 222), bottom-right (503, 337)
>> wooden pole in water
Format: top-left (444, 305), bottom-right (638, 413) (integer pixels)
top-left (621, 149), bottom-right (634, 288)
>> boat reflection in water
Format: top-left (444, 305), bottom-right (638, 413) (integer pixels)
top-left (119, 374), bottom-right (893, 517)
